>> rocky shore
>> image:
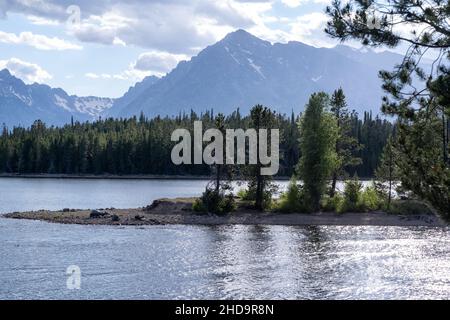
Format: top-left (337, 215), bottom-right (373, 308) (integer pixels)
top-left (3, 198), bottom-right (446, 227)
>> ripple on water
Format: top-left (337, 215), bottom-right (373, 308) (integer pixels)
top-left (0, 178), bottom-right (448, 299)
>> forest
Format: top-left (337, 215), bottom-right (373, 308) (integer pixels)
top-left (0, 106), bottom-right (392, 178)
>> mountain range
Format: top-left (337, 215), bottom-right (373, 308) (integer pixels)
top-left (1, 29), bottom-right (405, 128)
top-left (0, 69), bottom-right (113, 128)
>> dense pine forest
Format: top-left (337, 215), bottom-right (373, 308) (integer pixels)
top-left (0, 108), bottom-right (392, 177)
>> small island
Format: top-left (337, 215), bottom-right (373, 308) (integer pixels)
top-left (4, 197), bottom-right (446, 227)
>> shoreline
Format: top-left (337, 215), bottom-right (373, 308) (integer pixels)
top-left (3, 198), bottom-right (446, 227)
top-left (0, 173), bottom-right (217, 180)
top-left (0, 173), bottom-right (376, 181)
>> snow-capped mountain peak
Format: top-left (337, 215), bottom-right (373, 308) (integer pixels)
top-left (0, 69), bottom-right (115, 127)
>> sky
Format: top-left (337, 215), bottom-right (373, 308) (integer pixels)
top-left (0, 0), bottom-right (344, 98)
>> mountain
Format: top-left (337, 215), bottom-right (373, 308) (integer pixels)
top-left (106, 29), bottom-right (404, 118)
top-left (2, 29), bottom-right (406, 128)
top-left (0, 69), bottom-right (114, 128)
top-left (107, 75), bottom-right (159, 118)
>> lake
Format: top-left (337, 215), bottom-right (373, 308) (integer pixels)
top-left (0, 178), bottom-right (449, 299)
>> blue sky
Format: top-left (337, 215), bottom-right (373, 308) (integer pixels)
top-left (0, 0), bottom-right (341, 98)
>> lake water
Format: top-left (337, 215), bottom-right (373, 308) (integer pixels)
top-left (0, 178), bottom-right (449, 300)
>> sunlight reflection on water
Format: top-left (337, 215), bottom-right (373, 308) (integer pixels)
top-left (0, 178), bottom-right (448, 300)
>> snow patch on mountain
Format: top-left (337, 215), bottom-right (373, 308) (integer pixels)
top-left (13, 90), bottom-right (32, 106)
top-left (247, 58), bottom-right (265, 79)
top-left (54, 94), bottom-right (71, 111)
top-left (74, 97), bottom-right (114, 116)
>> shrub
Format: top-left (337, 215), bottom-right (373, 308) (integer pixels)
top-left (359, 185), bottom-right (384, 211)
top-left (244, 180), bottom-right (277, 210)
top-left (340, 178), bottom-right (363, 212)
top-left (237, 188), bottom-right (253, 201)
top-left (193, 187), bottom-right (236, 215)
top-left (388, 199), bottom-right (435, 216)
top-left (192, 198), bottom-right (206, 213)
top-left (275, 177), bottom-right (307, 213)
top-left (221, 194), bottom-right (236, 213)
top-left (321, 194), bottom-right (344, 212)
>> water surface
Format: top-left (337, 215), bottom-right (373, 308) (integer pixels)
top-left (0, 178), bottom-right (448, 300)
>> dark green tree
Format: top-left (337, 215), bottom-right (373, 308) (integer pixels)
top-left (246, 105), bottom-right (278, 210)
top-left (297, 93), bottom-right (338, 211)
top-left (375, 135), bottom-right (399, 209)
top-left (329, 88), bottom-right (362, 196)
top-left (325, 0), bottom-right (450, 216)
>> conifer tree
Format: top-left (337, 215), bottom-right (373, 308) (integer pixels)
top-left (297, 93), bottom-right (338, 211)
top-left (375, 135), bottom-right (398, 209)
top-left (325, 0), bottom-right (450, 215)
top-left (329, 88), bottom-right (362, 197)
top-left (246, 105), bottom-right (278, 210)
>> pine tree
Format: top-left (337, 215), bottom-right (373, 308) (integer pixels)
top-left (297, 93), bottom-right (338, 211)
top-left (329, 88), bottom-right (361, 196)
top-left (245, 105), bottom-right (278, 210)
top-left (212, 113), bottom-right (232, 193)
top-left (375, 136), bottom-right (398, 209)
top-left (325, 0), bottom-right (450, 216)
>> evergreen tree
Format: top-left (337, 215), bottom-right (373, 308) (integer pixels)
top-left (245, 105), bottom-right (278, 210)
top-left (375, 135), bottom-right (399, 209)
top-left (329, 88), bottom-right (362, 196)
top-left (0, 108), bottom-right (391, 180)
top-left (297, 93), bottom-right (338, 211)
top-left (211, 113), bottom-right (233, 193)
top-left (395, 112), bottom-right (450, 216)
top-left (325, 0), bottom-right (450, 216)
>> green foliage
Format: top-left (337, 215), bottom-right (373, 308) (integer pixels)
top-left (322, 183), bottom-right (384, 213)
top-left (335, 180), bottom-right (386, 213)
top-left (341, 178), bottom-right (363, 212)
top-left (192, 198), bottom-right (207, 213)
top-left (297, 92), bottom-right (339, 211)
top-left (244, 179), bottom-right (277, 210)
top-left (209, 113), bottom-right (234, 195)
top-left (388, 200), bottom-right (435, 216)
top-left (325, 0), bottom-right (450, 217)
top-left (244, 104), bottom-right (279, 210)
top-left (195, 187), bottom-right (236, 215)
top-left (321, 194), bottom-right (344, 212)
top-left (375, 135), bottom-right (399, 208)
top-left (394, 115), bottom-right (450, 218)
top-left (236, 188), bottom-right (251, 200)
top-left (329, 88), bottom-right (362, 196)
top-left (360, 185), bottom-right (384, 211)
top-left (0, 109), bottom-right (392, 178)
top-left (274, 176), bottom-right (307, 213)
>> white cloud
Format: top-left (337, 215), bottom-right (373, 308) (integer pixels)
top-left (281, 0), bottom-right (330, 8)
top-left (83, 49), bottom-right (187, 83)
top-left (281, 0), bottom-right (303, 7)
top-left (0, 31), bottom-right (82, 50)
top-left (134, 51), bottom-right (187, 74)
top-left (85, 72), bottom-right (100, 79)
top-left (1, 0), bottom-right (339, 55)
top-left (0, 58), bottom-right (52, 83)
top-left (1, 0), bottom-right (270, 54)
top-left (85, 68), bottom-right (148, 82)
top-left (289, 12), bottom-right (335, 47)
top-left (27, 15), bottom-right (59, 25)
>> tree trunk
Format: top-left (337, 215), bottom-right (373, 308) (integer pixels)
top-left (443, 113), bottom-right (448, 165)
top-left (215, 164), bottom-right (220, 193)
top-left (330, 172), bottom-right (337, 197)
top-left (330, 114), bottom-right (340, 198)
top-left (255, 173), bottom-right (263, 211)
top-left (388, 146), bottom-right (393, 209)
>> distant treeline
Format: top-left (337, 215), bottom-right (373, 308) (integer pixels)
top-left (0, 109), bottom-right (392, 177)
